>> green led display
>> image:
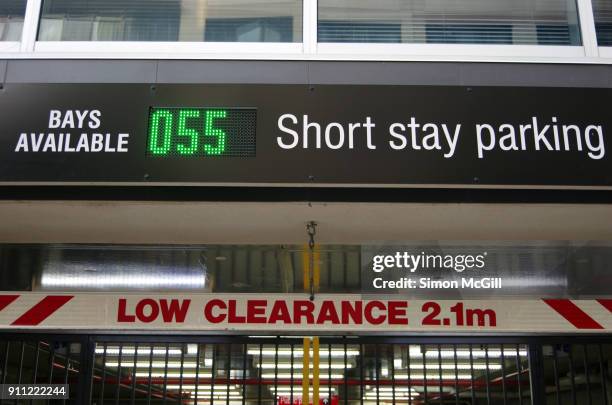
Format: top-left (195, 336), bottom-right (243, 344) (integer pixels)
top-left (146, 107), bottom-right (256, 157)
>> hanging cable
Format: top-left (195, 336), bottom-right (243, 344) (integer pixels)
top-left (306, 221), bottom-right (317, 301)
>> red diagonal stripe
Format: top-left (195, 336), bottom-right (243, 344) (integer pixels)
top-left (11, 296), bottom-right (73, 326)
top-left (0, 295), bottom-right (19, 312)
top-left (597, 299), bottom-right (612, 313)
top-left (544, 299), bottom-right (604, 330)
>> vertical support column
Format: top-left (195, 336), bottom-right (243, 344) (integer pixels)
top-left (528, 345), bottom-right (546, 405)
top-left (303, 337), bottom-right (311, 405)
top-left (598, 344), bottom-right (610, 405)
top-left (78, 336), bottom-right (95, 405)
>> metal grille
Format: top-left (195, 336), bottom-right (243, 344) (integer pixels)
top-left (83, 337), bottom-right (580, 405)
top-left (542, 343), bottom-right (611, 404)
top-left (0, 335), bottom-right (609, 404)
top-left (0, 336), bottom-right (84, 403)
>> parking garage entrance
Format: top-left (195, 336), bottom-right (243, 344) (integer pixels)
top-left (0, 334), bottom-right (611, 405)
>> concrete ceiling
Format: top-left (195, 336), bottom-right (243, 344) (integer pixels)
top-left (0, 200), bottom-right (611, 244)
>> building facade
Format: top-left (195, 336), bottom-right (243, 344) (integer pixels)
top-left (0, 0), bottom-right (612, 404)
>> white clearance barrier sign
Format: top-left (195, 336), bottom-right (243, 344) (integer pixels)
top-left (0, 293), bottom-right (610, 333)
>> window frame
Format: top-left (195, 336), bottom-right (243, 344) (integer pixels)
top-left (0, 0), bottom-right (31, 51)
top-left (316, 43), bottom-right (586, 62)
top-left (0, 0), bottom-right (611, 63)
top-left (0, 42), bottom-right (21, 52)
top-left (588, 0), bottom-right (612, 57)
top-left (33, 41), bottom-right (304, 58)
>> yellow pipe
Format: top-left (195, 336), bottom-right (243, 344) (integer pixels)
top-left (302, 244), bottom-right (310, 292)
top-left (302, 337), bottom-right (310, 405)
top-left (312, 336), bottom-right (320, 405)
top-left (303, 244), bottom-right (321, 293)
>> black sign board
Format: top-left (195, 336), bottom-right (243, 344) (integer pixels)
top-left (0, 83), bottom-right (611, 186)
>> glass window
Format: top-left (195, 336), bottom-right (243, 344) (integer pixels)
top-left (425, 24), bottom-right (513, 44)
top-left (205, 17), bottom-right (295, 42)
top-left (0, 0), bottom-right (26, 41)
top-left (318, 0), bottom-right (581, 45)
top-left (319, 21), bottom-right (401, 43)
top-left (38, 0), bottom-right (302, 42)
top-left (593, 0), bottom-right (612, 45)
